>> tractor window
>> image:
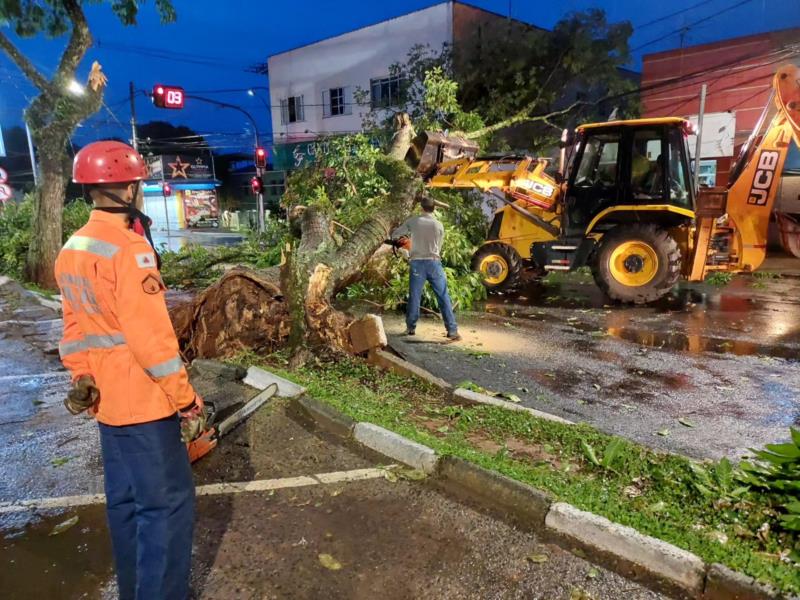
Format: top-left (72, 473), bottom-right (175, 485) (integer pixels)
top-left (574, 134), bottom-right (619, 189)
top-left (630, 129), bottom-right (664, 201)
top-left (667, 127), bottom-right (691, 207)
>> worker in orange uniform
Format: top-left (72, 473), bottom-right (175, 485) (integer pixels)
top-left (55, 140), bottom-right (205, 600)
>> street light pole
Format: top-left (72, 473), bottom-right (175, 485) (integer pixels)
top-left (186, 94), bottom-right (265, 232)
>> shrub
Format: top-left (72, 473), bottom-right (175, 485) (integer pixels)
top-left (0, 195), bottom-right (91, 279)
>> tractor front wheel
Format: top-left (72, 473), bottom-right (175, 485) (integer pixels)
top-left (592, 224), bottom-right (681, 304)
top-left (471, 242), bottom-right (522, 292)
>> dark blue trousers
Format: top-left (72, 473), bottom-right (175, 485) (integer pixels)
top-left (99, 414), bottom-right (195, 600)
top-left (407, 259), bottom-right (458, 334)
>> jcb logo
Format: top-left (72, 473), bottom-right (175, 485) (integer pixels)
top-left (517, 179), bottom-right (555, 198)
top-left (747, 150), bottom-right (780, 206)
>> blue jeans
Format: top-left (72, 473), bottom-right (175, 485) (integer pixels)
top-left (407, 259), bottom-right (458, 334)
top-left (99, 414), bottom-right (195, 600)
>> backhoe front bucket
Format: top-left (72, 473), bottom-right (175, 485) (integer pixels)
top-left (409, 131), bottom-right (479, 178)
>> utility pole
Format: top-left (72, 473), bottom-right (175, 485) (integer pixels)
top-left (24, 122), bottom-right (39, 187)
top-left (693, 84), bottom-right (708, 193)
top-left (129, 81), bottom-right (138, 151)
top-left (257, 165), bottom-right (265, 233)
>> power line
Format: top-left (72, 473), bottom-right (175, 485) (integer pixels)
top-left (635, 0), bottom-right (719, 30)
top-left (632, 0), bottom-right (757, 52)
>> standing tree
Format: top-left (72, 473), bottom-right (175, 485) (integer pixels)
top-left (453, 9), bottom-right (637, 148)
top-left (0, 0), bottom-right (176, 288)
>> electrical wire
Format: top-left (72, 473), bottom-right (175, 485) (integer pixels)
top-left (632, 0), bottom-right (757, 52)
top-left (635, 0), bottom-right (720, 30)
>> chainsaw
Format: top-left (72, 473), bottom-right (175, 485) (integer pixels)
top-left (187, 382), bottom-right (278, 463)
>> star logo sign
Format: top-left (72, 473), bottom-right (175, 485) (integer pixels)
top-left (169, 156), bottom-right (191, 178)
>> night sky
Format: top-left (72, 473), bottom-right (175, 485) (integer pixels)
top-left (1, 0), bottom-right (799, 154)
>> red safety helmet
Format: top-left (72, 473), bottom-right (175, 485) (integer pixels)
top-left (73, 140), bottom-right (148, 184)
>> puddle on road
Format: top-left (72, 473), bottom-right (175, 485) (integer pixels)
top-left (0, 506), bottom-right (112, 599)
top-left (483, 277), bottom-right (800, 361)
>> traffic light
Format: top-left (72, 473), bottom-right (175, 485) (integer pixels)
top-left (250, 176), bottom-right (263, 195)
top-left (152, 84), bottom-right (185, 109)
top-left (162, 183), bottom-right (172, 196)
top-left (254, 147), bottom-right (267, 169)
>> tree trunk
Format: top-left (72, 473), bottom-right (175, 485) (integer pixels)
top-left (172, 121), bottom-right (423, 364)
top-left (24, 145), bottom-right (67, 289)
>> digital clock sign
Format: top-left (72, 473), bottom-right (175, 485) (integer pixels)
top-left (152, 84), bottom-right (185, 109)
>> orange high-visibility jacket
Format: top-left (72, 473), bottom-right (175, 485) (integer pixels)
top-left (55, 210), bottom-right (198, 426)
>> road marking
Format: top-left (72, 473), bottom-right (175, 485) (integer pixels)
top-left (0, 467), bottom-right (394, 514)
top-left (0, 372), bottom-right (70, 383)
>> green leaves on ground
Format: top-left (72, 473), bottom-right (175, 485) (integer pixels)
top-left (739, 428), bottom-right (800, 532)
top-left (318, 553), bottom-right (343, 571)
top-left (581, 437), bottom-right (625, 473)
top-left (705, 272), bottom-right (734, 286)
top-left (48, 515), bottom-right (79, 536)
top-left (159, 222), bottom-right (287, 289)
top-left (251, 356), bottom-right (800, 594)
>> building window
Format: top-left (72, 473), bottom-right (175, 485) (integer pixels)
top-left (697, 160), bottom-right (717, 187)
top-left (280, 96), bottom-right (304, 125)
top-left (322, 87), bottom-right (352, 118)
top-left (370, 75), bottom-right (404, 109)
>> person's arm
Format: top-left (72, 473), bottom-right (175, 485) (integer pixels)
top-left (58, 295), bottom-right (91, 382)
top-left (392, 216), bottom-right (414, 240)
top-left (114, 240), bottom-right (198, 410)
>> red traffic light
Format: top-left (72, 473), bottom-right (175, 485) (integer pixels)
top-left (162, 183), bottom-right (172, 196)
top-left (250, 176), bottom-right (263, 194)
top-left (254, 147), bottom-right (267, 168)
top-left (152, 84), bottom-right (185, 109)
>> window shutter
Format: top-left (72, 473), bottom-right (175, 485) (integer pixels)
top-left (280, 99), bottom-right (289, 125)
top-left (298, 95), bottom-right (305, 122)
top-left (344, 86), bottom-right (353, 115)
top-left (322, 89), bottom-right (331, 118)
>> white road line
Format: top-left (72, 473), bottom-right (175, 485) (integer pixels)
top-left (0, 467), bottom-right (393, 514)
top-left (0, 372), bottom-right (70, 382)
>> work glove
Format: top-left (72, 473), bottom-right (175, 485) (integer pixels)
top-left (64, 375), bottom-right (100, 415)
top-left (179, 396), bottom-right (207, 443)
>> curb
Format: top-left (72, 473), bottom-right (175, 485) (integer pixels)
top-left (436, 456), bottom-right (551, 529)
top-left (291, 396), bottom-right (356, 438)
top-left (284, 387), bottom-right (791, 600)
top-left (545, 502), bottom-right (705, 594)
top-left (353, 422), bottom-right (438, 474)
top-left (703, 563), bottom-right (787, 600)
top-left (453, 388), bottom-right (574, 425)
top-left (374, 344), bottom-right (574, 426)
top-left (367, 348), bottom-right (453, 392)
top-left (244, 366), bottom-right (306, 398)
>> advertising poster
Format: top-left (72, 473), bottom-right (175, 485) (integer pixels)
top-left (180, 189), bottom-right (219, 228)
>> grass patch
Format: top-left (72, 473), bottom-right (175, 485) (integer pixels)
top-left (232, 353), bottom-right (800, 593)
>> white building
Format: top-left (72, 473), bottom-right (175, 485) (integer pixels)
top-left (267, 2), bottom-right (513, 146)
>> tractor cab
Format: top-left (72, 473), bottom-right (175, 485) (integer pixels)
top-left (561, 117), bottom-right (696, 236)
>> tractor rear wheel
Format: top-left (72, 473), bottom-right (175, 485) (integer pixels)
top-left (592, 224), bottom-right (681, 304)
top-left (471, 242), bottom-right (522, 292)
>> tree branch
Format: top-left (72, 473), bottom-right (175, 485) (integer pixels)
top-left (56, 0), bottom-right (92, 79)
top-left (464, 100), bottom-right (590, 140)
top-left (0, 31), bottom-right (51, 91)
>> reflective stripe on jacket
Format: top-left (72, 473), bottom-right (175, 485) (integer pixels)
top-left (55, 210), bottom-right (197, 426)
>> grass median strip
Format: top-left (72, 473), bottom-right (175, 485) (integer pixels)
top-left (232, 352), bottom-right (800, 595)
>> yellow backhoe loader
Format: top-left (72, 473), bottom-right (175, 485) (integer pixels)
top-left (414, 64), bottom-right (800, 304)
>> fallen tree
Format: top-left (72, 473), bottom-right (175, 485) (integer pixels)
top-left (172, 119), bottom-right (421, 366)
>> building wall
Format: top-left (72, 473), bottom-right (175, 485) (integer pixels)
top-left (267, 2), bottom-right (453, 144)
top-left (641, 28), bottom-right (800, 185)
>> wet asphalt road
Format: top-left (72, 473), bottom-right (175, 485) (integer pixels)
top-left (0, 278), bottom-right (670, 599)
top-left (387, 270), bottom-right (800, 460)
